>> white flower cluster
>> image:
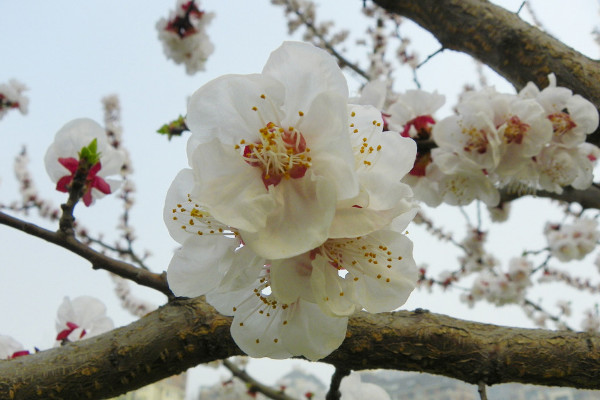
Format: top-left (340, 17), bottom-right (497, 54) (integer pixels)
top-left (430, 75), bottom-right (600, 206)
top-left (0, 79), bottom-right (28, 120)
top-left (164, 42), bottom-right (419, 360)
top-left (458, 228), bottom-right (498, 274)
top-left (545, 218), bottom-right (599, 262)
top-left (463, 257), bottom-right (533, 307)
top-left (356, 75), bottom-right (600, 207)
top-left (156, 0), bottom-right (214, 75)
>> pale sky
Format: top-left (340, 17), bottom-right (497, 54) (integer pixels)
top-left (0, 0), bottom-right (599, 398)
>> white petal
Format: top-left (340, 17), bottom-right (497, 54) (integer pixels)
top-left (241, 174), bottom-right (337, 259)
top-left (190, 139), bottom-right (275, 233)
top-left (186, 74), bottom-right (285, 146)
top-left (347, 232), bottom-right (417, 313)
top-left (163, 169), bottom-right (196, 244)
top-left (280, 300), bottom-right (348, 361)
top-left (228, 294), bottom-right (293, 359)
top-left (298, 92), bottom-right (359, 201)
top-left (329, 201), bottom-right (415, 239)
top-left (167, 235), bottom-right (239, 297)
top-left (262, 41), bottom-right (349, 117)
top-left (270, 254), bottom-right (315, 304)
top-left (311, 255), bottom-right (356, 316)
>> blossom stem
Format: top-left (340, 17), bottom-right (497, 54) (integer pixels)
top-left (58, 162), bottom-right (89, 236)
top-left (325, 367), bottom-right (351, 400)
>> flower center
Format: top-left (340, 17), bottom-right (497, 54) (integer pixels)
top-left (548, 112), bottom-right (577, 136)
top-left (238, 122), bottom-right (311, 187)
top-left (401, 115), bottom-right (436, 139)
top-left (56, 321), bottom-right (86, 341)
top-left (317, 236), bottom-right (403, 283)
top-left (462, 126), bottom-right (490, 154)
top-left (502, 116), bottom-right (529, 145)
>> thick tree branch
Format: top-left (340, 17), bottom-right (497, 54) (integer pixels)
top-left (373, 0), bottom-right (600, 144)
top-left (0, 211), bottom-right (173, 298)
top-left (500, 185), bottom-right (600, 210)
top-left (2, 298), bottom-right (600, 399)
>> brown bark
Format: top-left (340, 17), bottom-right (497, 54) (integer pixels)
top-left (373, 0), bottom-right (600, 144)
top-left (1, 298), bottom-right (600, 400)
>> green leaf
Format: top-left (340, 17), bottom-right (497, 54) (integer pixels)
top-left (78, 138), bottom-right (101, 166)
top-left (157, 115), bottom-right (189, 141)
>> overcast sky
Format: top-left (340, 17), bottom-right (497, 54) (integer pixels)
top-left (0, 0), bottom-right (599, 398)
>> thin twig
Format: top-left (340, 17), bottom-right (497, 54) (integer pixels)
top-left (222, 359), bottom-right (296, 400)
top-left (0, 211), bottom-right (173, 298)
top-left (478, 381), bottom-right (488, 400)
top-left (325, 367), bottom-right (351, 400)
top-left (291, 4), bottom-right (370, 80)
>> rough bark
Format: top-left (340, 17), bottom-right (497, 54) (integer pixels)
top-left (373, 0), bottom-right (600, 144)
top-left (1, 298), bottom-right (600, 400)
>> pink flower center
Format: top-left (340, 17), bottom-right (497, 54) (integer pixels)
top-left (56, 321), bottom-right (87, 341)
top-left (238, 122), bottom-right (311, 188)
top-left (9, 350), bottom-right (30, 359)
top-left (165, 1), bottom-right (205, 38)
top-left (56, 157), bottom-right (112, 206)
top-left (548, 112), bottom-right (577, 136)
top-left (502, 115), bottom-right (530, 145)
top-left (401, 115), bottom-right (436, 139)
top-left (462, 127), bottom-right (490, 154)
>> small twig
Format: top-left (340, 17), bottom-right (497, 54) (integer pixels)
top-left (478, 381), bottom-right (488, 400)
top-left (291, 4), bottom-right (370, 80)
top-left (413, 47), bottom-right (444, 88)
top-left (523, 298), bottom-right (573, 331)
top-left (325, 366), bottom-right (351, 400)
top-left (82, 233), bottom-right (150, 270)
top-left (222, 359), bottom-right (296, 400)
top-left (516, 1), bottom-right (526, 15)
top-left (0, 211), bottom-right (173, 298)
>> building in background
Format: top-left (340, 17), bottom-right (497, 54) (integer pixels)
top-left (197, 367), bottom-right (600, 400)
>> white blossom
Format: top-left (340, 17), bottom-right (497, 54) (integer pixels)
top-left (0, 79), bottom-right (28, 119)
top-left (55, 296), bottom-right (114, 343)
top-left (0, 335), bottom-right (28, 359)
top-left (185, 41), bottom-right (359, 259)
top-left (156, 0), bottom-right (214, 75)
top-left (44, 118), bottom-right (125, 206)
top-left (545, 218), bottom-right (599, 262)
top-left (340, 372), bottom-right (391, 400)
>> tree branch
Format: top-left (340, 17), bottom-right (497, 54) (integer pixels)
top-left (2, 297), bottom-right (600, 399)
top-left (325, 367), bottom-right (350, 400)
top-left (222, 359), bottom-right (296, 400)
top-left (0, 211), bottom-right (173, 298)
top-left (500, 185), bottom-right (600, 210)
top-left (372, 0), bottom-right (600, 144)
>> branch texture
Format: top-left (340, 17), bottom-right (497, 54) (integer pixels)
top-left (373, 0), bottom-right (600, 144)
top-left (1, 298), bottom-right (600, 399)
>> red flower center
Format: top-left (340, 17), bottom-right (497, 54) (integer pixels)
top-left (56, 157), bottom-right (112, 206)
